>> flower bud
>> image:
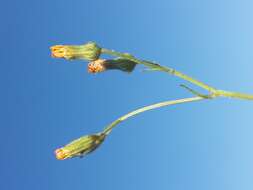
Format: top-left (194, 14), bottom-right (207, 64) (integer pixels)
top-left (50, 42), bottom-right (101, 61)
top-left (55, 132), bottom-right (106, 160)
top-left (88, 59), bottom-right (107, 73)
top-left (88, 58), bottom-right (137, 73)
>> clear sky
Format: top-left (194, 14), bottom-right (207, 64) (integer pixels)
top-left (1, 0), bottom-right (253, 189)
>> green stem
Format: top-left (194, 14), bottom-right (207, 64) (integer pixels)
top-left (103, 96), bottom-right (204, 135)
top-left (216, 90), bottom-right (253, 100)
top-left (101, 48), bottom-right (253, 101)
top-left (101, 48), bottom-right (217, 93)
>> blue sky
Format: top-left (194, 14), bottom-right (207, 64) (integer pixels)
top-left (1, 0), bottom-right (253, 189)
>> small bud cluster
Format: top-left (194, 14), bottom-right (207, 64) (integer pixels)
top-left (50, 41), bottom-right (137, 74)
top-left (50, 42), bottom-right (138, 160)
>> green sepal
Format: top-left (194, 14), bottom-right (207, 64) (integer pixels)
top-left (104, 58), bottom-right (137, 73)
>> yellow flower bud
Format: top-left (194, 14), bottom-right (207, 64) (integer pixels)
top-left (55, 132), bottom-right (106, 160)
top-left (50, 42), bottom-right (101, 61)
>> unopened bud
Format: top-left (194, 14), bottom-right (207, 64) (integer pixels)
top-left (88, 58), bottom-right (137, 73)
top-left (50, 42), bottom-right (101, 61)
top-left (55, 132), bottom-right (106, 160)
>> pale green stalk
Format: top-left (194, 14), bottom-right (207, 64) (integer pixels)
top-left (103, 96), bottom-right (204, 135)
top-left (101, 48), bottom-right (253, 100)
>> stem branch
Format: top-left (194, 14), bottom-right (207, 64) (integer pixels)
top-left (101, 48), bottom-right (217, 93)
top-left (101, 48), bottom-right (253, 101)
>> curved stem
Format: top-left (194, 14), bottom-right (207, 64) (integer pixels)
top-left (103, 96), bottom-right (205, 135)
